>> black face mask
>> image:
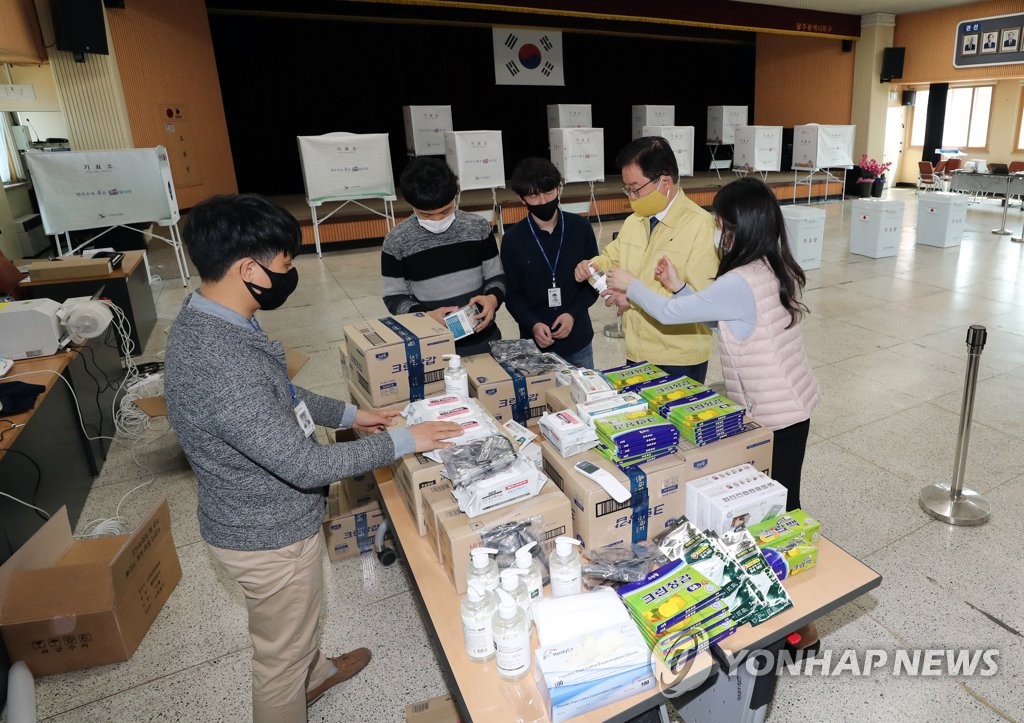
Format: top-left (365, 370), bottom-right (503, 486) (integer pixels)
top-left (527, 196), bottom-right (560, 222)
top-left (244, 260), bottom-right (298, 311)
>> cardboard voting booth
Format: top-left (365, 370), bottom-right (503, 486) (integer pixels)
top-left (402, 106), bottom-right (454, 156)
top-left (547, 104), bottom-right (592, 129)
top-left (631, 105), bottom-right (674, 139)
top-left (549, 128), bottom-right (605, 183)
top-left (733, 126), bottom-right (783, 173)
top-left (706, 106), bottom-right (748, 144)
top-left (781, 205), bottom-right (826, 271)
top-left (642, 126), bottom-right (695, 177)
top-left (850, 199), bottom-right (904, 258)
top-left (444, 131), bottom-right (506, 191)
top-left (792, 125), bottom-right (856, 169)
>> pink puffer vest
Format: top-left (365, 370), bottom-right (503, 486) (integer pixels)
top-left (717, 260), bottom-right (820, 430)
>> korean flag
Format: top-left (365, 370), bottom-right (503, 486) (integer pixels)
top-left (493, 27), bottom-right (565, 86)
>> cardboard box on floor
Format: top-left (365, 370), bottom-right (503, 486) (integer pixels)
top-left (134, 348), bottom-right (310, 418)
top-left (323, 479), bottom-right (386, 562)
top-left (463, 353), bottom-right (556, 427)
top-left (343, 313), bottom-right (454, 407)
top-left (439, 482), bottom-right (572, 594)
top-left (406, 694), bottom-right (461, 723)
top-left (0, 499), bottom-right (181, 676)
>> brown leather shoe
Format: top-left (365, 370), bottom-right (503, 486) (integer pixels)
top-left (306, 648), bottom-right (372, 706)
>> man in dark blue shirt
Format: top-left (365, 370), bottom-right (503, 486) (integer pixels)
top-left (501, 158), bottom-right (599, 368)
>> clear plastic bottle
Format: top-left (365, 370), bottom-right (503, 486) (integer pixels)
top-left (492, 589), bottom-right (531, 680)
top-left (514, 541), bottom-right (544, 607)
top-left (466, 547), bottom-right (500, 592)
top-left (443, 354), bottom-right (469, 398)
top-left (461, 582), bottom-right (496, 662)
top-left (586, 263), bottom-right (608, 294)
top-left (499, 568), bottom-right (531, 621)
top-left (549, 536), bottom-right (582, 598)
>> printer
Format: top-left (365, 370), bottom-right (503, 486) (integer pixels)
top-left (0, 298), bottom-right (63, 360)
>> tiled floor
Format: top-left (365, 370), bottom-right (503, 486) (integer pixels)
top-left (14, 188), bottom-right (1024, 722)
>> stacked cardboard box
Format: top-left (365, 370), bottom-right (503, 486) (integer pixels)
top-left (322, 479), bottom-right (387, 561)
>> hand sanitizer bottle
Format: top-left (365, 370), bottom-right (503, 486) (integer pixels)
top-left (499, 568), bottom-right (531, 621)
top-left (549, 536), bottom-right (582, 598)
top-left (514, 541), bottom-right (544, 607)
top-left (466, 547), bottom-right (499, 592)
top-left (461, 582), bottom-right (496, 662)
top-left (492, 589), bottom-right (530, 680)
top-left (443, 354), bottom-right (469, 398)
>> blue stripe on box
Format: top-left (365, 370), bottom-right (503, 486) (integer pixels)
top-left (498, 361), bottom-right (531, 424)
top-left (379, 317), bottom-right (425, 401)
top-left (621, 465), bottom-right (649, 543)
top-left (354, 512), bottom-right (371, 553)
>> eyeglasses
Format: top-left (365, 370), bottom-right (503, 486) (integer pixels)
top-left (621, 176), bottom-right (661, 199)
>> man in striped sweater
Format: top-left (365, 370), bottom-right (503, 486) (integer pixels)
top-left (381, 158), bottom-right (506, 356)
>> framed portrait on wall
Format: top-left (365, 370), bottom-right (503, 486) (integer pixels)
top-left (1000, 27), bottom-right (1020, 53)
top-left (981, 30), bottom-right (999, 53)
top-left (961, 33), bottom-right (979, 55)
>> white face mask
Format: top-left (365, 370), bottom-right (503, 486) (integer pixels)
top-left (417, 212), bottom-right (456, 234)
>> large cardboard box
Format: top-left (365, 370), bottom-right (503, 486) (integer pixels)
top-left (402, 105), bottom-right (454, 156)
top-left (406, 694), bottom-right (461, 723)
top-left (642, 125), bottom-right (695, 177)
top-left (545, 384), bottom-right (574, 414)
top-left (546, 104), bottom-right (592, 129)
top-left (549, 127), bottom-right (605, 183)
top-left (322, 480), bottom-right (385, 561)
top-left (347, 374), bottom-right (410, 413)
top-left (675, 422), bottom-right (774, 481)
top-left (343, 313), bottom-right (454, 407)
top-left (0, 499), bottom-right (181, 676)
top-left (464, 353), bottom-right (556, 427)
top-left (423, 480), bottom-right (460, 560)
top-left (28, 256), bottom-right (112, 281)
top-left (393, 451), bottom-right (448, 536)
top-left (439, 482), bottom-right (572, 593)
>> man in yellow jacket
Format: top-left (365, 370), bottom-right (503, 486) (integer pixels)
top-left (574, 136), bottom-right (719, 382)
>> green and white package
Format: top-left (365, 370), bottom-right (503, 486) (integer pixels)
top-left (715, 528), bottom-right (793, 626)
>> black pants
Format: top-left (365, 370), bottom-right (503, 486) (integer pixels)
top-left (770, 419), bottom-right (811, 511)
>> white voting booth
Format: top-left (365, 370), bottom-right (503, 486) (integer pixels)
top-left (791, 124), bottom-right (856, 203)
top-left (642, 126), bottom-right (695, 177)
top-left (546, 104), bottom-right (592, 129)
top-left (297, 132), bottom-right (396, 257)
top-left (733, 126), bottom-right (783, 177)
top-left (402, 106), bottom-right (453, 156)
top-left (850, 199), bottom-right (904, 258)
top-left (444, 130), bottom-right (506, 232)
top-left (549, 127), bottom-right (605, 235)
top-left (25, 147), bottom-right (189, 286)
top-left (706, 105), bottom-right (748, 177)
top-left (632, 105), bottom-right (674, 140)
top-left (781, 205), bottom-right (825, 271)
top-left (916, 192), bottom-right (969, 248)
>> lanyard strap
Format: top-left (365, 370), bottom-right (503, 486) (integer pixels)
top-left (526, 214), bottom-right (565, 284)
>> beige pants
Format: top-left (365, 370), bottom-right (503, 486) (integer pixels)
top-left (209, 532), bottom-right (337, 723)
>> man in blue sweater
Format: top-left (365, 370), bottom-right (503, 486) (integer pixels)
top-left (164, 194), bottom-right (460, 723)
top-left (501, 158), bottom-right (599, 368)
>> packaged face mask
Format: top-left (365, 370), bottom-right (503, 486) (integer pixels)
top-left (443, 303), bottom-right (481, 340)
top-left (617, 559), bottom-right (722, 637)
top-left (715, 528), bottom-right (793, 626)
top-left (451, 457), bottom-right (546, 517)
top-left (539, 410), bottom-right (599, 457)
top-left (600, 361), bottom-right (670, 393)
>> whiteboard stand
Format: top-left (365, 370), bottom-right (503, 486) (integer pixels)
top-left (793, 169), bottom-right (817, 205)
top-left (59, 222), bottom-right (190, 287)
top-left (490, 187), bottom-right (504, 237)
top-left (735, 167), bottom-right (768, 181)
top-left (308, 197), bottom-right (396, 258)
top-left (706, 144), bottom-right (732, 179)
top-left (587, 180), bottom-right (603, 240)
top-left (794, 168), bottom-right (847, 205)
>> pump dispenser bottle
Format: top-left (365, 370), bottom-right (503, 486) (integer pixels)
top-left (514, 541), bottom-right (544, 606)
top-left (466, 547), bottom-right (499, 592)
top-left (492, 589), bottom-right (531, 680)
top-left (499, 568), bottom-right (530, 620)
top-left (443, 354), bottom-right (469, 398)
top-left (461, 582), bottom-right (496, 662)
top-left (549, 536), bottom-right (582, 598)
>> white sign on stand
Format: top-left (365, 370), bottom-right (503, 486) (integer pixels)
top-left (733, 126), bottom-right (783, 173)
top-left (792, 125), bottom-right (856, 169)
top-left (916, 192), bottom-right (969, 248)
top-left (632, 105), bottom-right (674, 139)
top-left (549, 128), bottom-right (604, 183)
top-left (547, 104), bottom-right (592, 129)
top-left (642, 126), bottom-right (695, 177)
top-left (444, 131), bottom-right (506, 191)
top-left (781, 205), bottom-right (825, 270)
top-left (850, 199), bottom-right (904, 258)
top-left (402, 106), bottom-right (454, 156)
top-left (297, 132), bottom-right (396, 256)
top-left (707, 106), bottom-right (748, 144)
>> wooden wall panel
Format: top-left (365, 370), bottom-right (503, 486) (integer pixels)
top-left (754, 32), bottom-right (855, 126)
top-left (106, 0), bottom-right (237, 208)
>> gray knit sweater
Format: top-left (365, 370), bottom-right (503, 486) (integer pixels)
top-left (164, 297), bottom-right (397, 551)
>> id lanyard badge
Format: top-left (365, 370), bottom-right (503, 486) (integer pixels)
top-left (289, 382), bottom-right (316, 438)
top-left (527, 215), bottom-right (565, 308)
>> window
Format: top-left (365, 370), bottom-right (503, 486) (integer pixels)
top-left (1017, 87), bottom-right (1024, 152)
top-left (909, 86), bottom-right (993, 149)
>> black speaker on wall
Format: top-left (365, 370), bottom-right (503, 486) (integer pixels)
top-left (52, 0), bottom-right (109, 56)
top-left (880, 47), bottom-right (905, 82)
top-left (902, 90), bottom-right (916, 106)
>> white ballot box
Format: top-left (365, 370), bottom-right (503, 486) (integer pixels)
top-left (403, 106), bottom-right (454, 156)
top-left (707, 105), bottom-right (748, 144)
top-left (781, 205), bottom-right (826, 271)
top-left (792, 124), bottom-right (856, 169)
top-left (733, 126), bottom-right (783, 172)
top-left (547, 104), bottom-right (592, 129)
top-left (631, 105), bottom-right (674, 139)
top-left (549, 128), bottom-right (605, 183)
top-left (642, 125), bottom-right (695, 177)
top-left (850, 199), bottom-right (904, 258)
top-left (444, 131), bottom-right (505, 191)
top-left (916, 192), bottom-right (969, 248)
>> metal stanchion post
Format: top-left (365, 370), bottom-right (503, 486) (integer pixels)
top-left (603, 317), bottom-right (624, 339)
top-left (919, 325), bottom-right (992, 525)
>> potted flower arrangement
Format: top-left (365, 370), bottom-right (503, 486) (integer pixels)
top-left (857, 154), bottom-right (893, 198)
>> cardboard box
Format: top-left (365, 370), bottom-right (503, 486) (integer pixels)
top-left (545, 384), bottom-right (574, 414)
top-left (343, 471), bottom-right (376, 508)
top-left (423, 480), bottom-right (460, 560)
top-left (343, 313), bottom-right (454, 407)
top-left (135, 348), bottom-right (309, 418)
top-left (322, 480), bottom-right (386, 561)
top-left (347, 375), bottom-right (409, 414)
top-left (405, 694), bottom-right (461, 723)
top-left (393, 451), bottom-right (448, 536)
top-left (675, 421), bottom-right (774, 481)
top-left (439, 482), bottom-right (572, 594)
top-left (0, 499), bottom-right (181, 676)
top-left (463, 353), bottom-right (556, 427)
top-left (28, 256), bottom-right (112, 282)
